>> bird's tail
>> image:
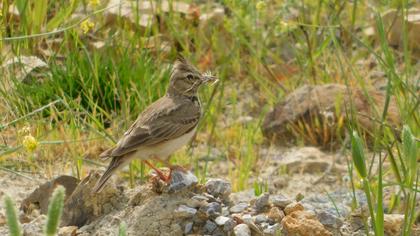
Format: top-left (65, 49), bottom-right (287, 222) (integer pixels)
top-left (92, 157), bottom-right (121, 193)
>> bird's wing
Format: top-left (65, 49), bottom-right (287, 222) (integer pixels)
top-left (109, 97), bottom-right (200, 157)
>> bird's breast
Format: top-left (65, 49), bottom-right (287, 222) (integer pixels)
top-left (135, 127), bottom-right (197, 160)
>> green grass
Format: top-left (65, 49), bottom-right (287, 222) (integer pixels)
top-left (0, 1), bottom-right (419, 235)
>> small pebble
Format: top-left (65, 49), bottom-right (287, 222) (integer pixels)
top-left (317, 210), bottom-right (343, 229)
top-left (187, 195), bottom-right (209, 208)
top-left (284, 202), bottom-right (304, 215)
top-left (255, 193), bottom-right (270, 212)
top-left (241, 214), bottom-right (253, 224)
top-left (230, 202), bottom-right (248, 213)
top-left (167, 170), bottom-right (198, 193)
top-left (222, 206), bottom-right (230, 216)
top-left (263, 223), bottom-right (282, 235)
top-left (233, 223), bottom-right (251, 236)
top-left (200, 202), bottom-right (221, 218)
top-left (174, 205), bottom-right (197, 218)
top-left (271, 194), bottom-right (292, 209)
top-left (184, 222), bottom-right (193, 234)
top-left (204, 220), bottom-right (218, 234)
top-left (255, 214), bottom-right (268, 224)
top-left (223, 218), bottom-right (236, 232)
top-left (268, 207), bottom-right (285, 223)
top-left (205, 178), bottom-right (232, 199)
top-left (215, 216), bottom-right (230, 226)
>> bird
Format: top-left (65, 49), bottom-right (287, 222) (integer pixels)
top-left (93, 55), bottom-right (217, 192)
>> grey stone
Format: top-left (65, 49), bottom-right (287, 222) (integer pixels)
top-left (230, 202), bottom-right (248, 213)
top-left (205, 178), bottom-right (232, 199)
top-left (263, 223), bottom-right (281, 235)
top-left (174, 205), bottom-right (197, 218)
top-left (203, 192), bottom-right (219, 202)
top-left (271, 194), bottom-right (292, 209)
top-left (167, 170), bottom-right (198, 193)
top-left (187, 195), bottom-right (209, 208)
top-left (215, 216), bottom-right (230, 226)
top-left (233, 223), bottom-right (251, 236)
top-left (184, 222), bottom-right (193, 234)
top-left (222, 206), bottom-right (230, 216)
top-left (317, 210), bottom-right (343, 230)
top-left (204, 220), bottom-right (218, 234)
top-left (255, 214), bottom-right (268, 224)
top-left (242, 214), bottom-right (253, 224)
top-left (223, 218), bottom-right (236, 232)
top-left (200, 202), bottom-right (221, 218)
top-left (255, 193), bottom-right (270, 212)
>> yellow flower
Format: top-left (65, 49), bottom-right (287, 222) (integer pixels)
top-left (89, 0), bottom-right (100, 7)
top-left (22, 135), bottom-right (38, 152)
top-left (256, 1), bottom-right (266, 11)
top-left (81, 19), bottom-right (94, 34)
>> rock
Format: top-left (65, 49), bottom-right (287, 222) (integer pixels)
top-left (58, 226), bottom-right (78, 236)
top-left (230, 202), bottom-right (248, 213)
top-left (268, 207), bottom-right (285, 223)
top-left (255, 193), bottom-right (270, 212)
top-left (238, 214), bottom-right (251, 224)
top-left (104, 0), bottom-right (191, 31)
top-left (271, 194), bottom-right (292, 209)
top-left (263, 223), bottom-right (281, 235)
top-left (186, 195), bottom-right (209, 208)
top-left (380, 8), bottom-right (420, 56)
top-left (284, 202), bottom-right (304, 215)
top-left (61, 171), bottom-right (125, 227)
top-left (21, 175), bottom-right (79, 214)
top-left (255, 214), bottom-right (268, 224)
top-left (205, 178), bottom-right (232, 199)
top-left (2, 56), bottom-right (50, 90)
top-left (316, 210), bottom-right (343, 232)
top-left (204, 220), bottom-right (218, 234)
top-left (383, 214), bottom-right (405, 235)
top-left (222, 206), bottom-right (230, 216)
top-left (199, 202), bottom-right (222, 219)
top-left (184, 222), bottom-right (193, 234)
top-left (167, 169), bottom-right (198, 193)
top-left (215, 216), bottom-right (230, 226)
top-left (234, 223), bottom-right (251, 236)
top-left (262, 84), bottom-right (401, 147)
top-left (174, 205), bottom-right (197, 218)
top-left (223, 218), bottom-right (236, 232)
top-left (281, 210), bottom-right (332, 236)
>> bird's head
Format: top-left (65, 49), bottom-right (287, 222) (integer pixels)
top-left (167, 55), bottom-right (217, 97)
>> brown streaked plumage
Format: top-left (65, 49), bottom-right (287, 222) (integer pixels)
top-left (93, 56), bottom-right (217, 192)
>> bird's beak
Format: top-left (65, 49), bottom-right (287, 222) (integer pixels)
top-left (202, 73), bottom-right (218, 85)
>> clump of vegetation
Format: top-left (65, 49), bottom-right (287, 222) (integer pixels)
top-left (0, 1), bottom-right (418, 235)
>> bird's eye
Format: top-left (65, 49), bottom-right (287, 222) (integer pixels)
top-left (186, 74), bottom-right (194, 81)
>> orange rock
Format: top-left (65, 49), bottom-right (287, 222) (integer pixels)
top-left (281, 210), bottom-right (332, 236)
top-left (284, 202), bottom-right (304, 215)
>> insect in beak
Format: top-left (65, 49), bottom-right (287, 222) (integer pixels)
top-left (202, 71), bottom-right (218, 85)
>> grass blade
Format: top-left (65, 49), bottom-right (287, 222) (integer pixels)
top-left (44, 186), bottom-right (65, 236)
top-left (350, 131), bottom-right (367, 178)
top-left (4, 196), bottom-right (22, 236)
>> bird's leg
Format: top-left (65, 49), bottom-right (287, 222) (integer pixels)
top-left (152, 158), bottom-right (189, 184)
top-left (143, 160), bottom-right (170, 182)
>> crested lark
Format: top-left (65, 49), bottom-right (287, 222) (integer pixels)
top-left (93, 56), bottom-right (217, 192)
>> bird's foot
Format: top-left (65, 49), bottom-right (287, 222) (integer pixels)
top-left (163, 165), bottom-right (189, 184)
top-left (143, 160), bottom-right (170, 182)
